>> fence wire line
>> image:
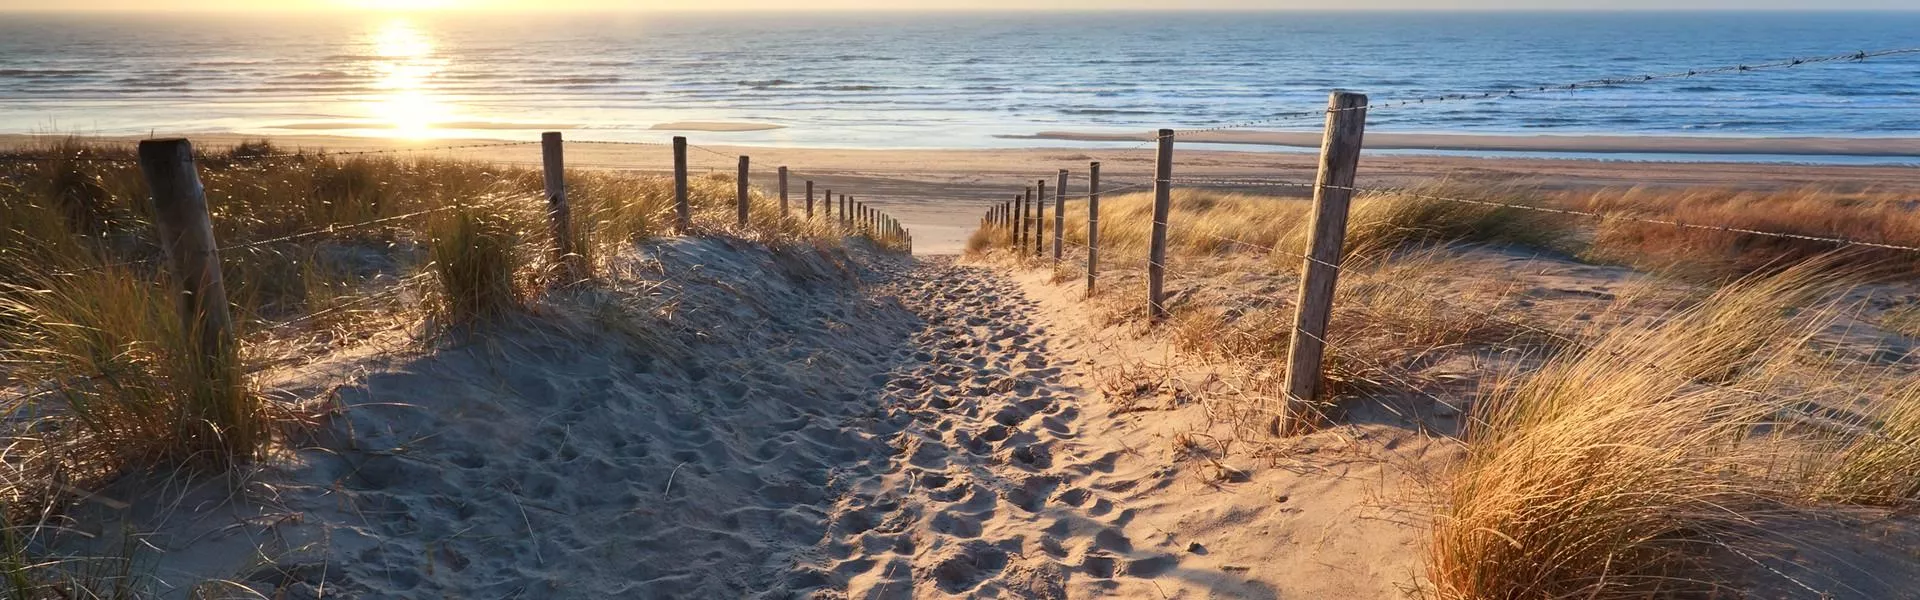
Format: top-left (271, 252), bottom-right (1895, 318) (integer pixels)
top-left (1, 141), bottom-right (545, 165)
top-left (1170, 177), bottom-right (1920, 255)
top-left (227, 141), bottom-right (542, 161)
top-left (1171, 46), bottom-right (1920, 137)
top-left (50, 193), bottom-right (540, 277)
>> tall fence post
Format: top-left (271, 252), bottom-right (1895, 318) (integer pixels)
top-left (824, 188), bottom-right (833, 221)
top-left (1054, 169), bottom-right (1067, 263)
top-left (806, 181), bottom-right (816, 218)
top-left (1087, 161), bottom-right (1101, 296)
top-left (1148, 128), bottom-right (1174, 321)
top-left (779, 166), bottom-right (790, 217)
top-left (673, 136), bottom-right (690, 233)
top-left (1035, 179), bottom-right (1048, 257)
top-left (540, 131), bottom-right (576, 279)
top-left (1281, 91), bottom-right (1368, 435)
top-left (139, 138), bottom-right (236, 378)
top-left (736, 155), bottom-right (751, 227)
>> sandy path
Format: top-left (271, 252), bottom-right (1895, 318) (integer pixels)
top-left (802, 258), bottom-right (1124, 598)
top-left (795, 257), bottom-right (1322, 599)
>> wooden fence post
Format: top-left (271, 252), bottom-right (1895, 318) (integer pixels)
top-left (806, 181), bottom-right (815, 218)
top-left (540, 131), bottom-right (579, 279)
top-left (736, 155), bottom-right (750, 227)
top-left (139, 138), bottom-right (236, 374)
top-left (673, 136), bottom-right (690, 233)
top-left (1054, 169), bottom-right (1067, 262)
top-left (1148, 128), bottom-right (1174, 321)
top-left (1035, 179), bottom-right (1048, 257)
top-left (1014, 192), bottom-right (1027, 249)
top-left (778, 167), bottom-right (790, 217)
top-left (1281, 91), bottom-right (1369, 435)
top-left (824, 188), bottom-right (833, 220)
top-left (1087, 161), bottom-right (1101, 296)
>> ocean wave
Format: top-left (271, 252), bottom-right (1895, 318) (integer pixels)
top-left (1059, 108), bottom-right (1158, 116)
top-left (519, 77), bottom-right (623, 85)
top-left (275, 70), bottom-right (360, 81)
top-left (0, 68), bottom-right (99, 78)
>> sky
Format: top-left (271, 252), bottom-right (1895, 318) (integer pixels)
top-left (1, 0), bottom-right (1915, 10)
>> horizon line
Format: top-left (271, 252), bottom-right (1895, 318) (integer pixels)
top-left (4, 7), bottom-right (1919, 13)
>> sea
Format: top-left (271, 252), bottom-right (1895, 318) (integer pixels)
top-left (1, 11), bottom-right (1917, 160)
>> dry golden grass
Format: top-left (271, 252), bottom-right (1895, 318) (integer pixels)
top-left (1428, 263), bottom-right (1842, 599)
top-left (1036, 185), bottom-right (1567, 268)
top-left (973, 183), bottom-right (1920, 594)
top-left (1568, 186), bottom-right (1920, 280)
top-left (1810, 378), bottom-right (1920, 506)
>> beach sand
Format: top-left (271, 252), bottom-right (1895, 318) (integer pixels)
top-left (22, 132), bottom-right (1919, 598)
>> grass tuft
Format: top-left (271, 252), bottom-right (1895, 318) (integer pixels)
top-left (1427, 262), bottom-right (1841, 599)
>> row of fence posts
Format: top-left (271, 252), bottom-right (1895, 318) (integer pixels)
top-left (126, 131), bottom-right (914, 413)
top-left (978, 91), bottom-right (1367, 434)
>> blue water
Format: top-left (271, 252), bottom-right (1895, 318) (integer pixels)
top-left (0, 11), bottom-right (1916, 152)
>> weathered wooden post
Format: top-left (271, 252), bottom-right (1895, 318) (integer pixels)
top-left (140, 138), bottom-right (258, 455)
top-left (736, 155), bottom-right (751, 227)
top-left (806, 181), bottom-right (816, 218)
top-left (1054, 169), bottom-right (1068, 263)
top-left (778, 166), bottom-right (790, 217)
top-left (139, 138), bottom-right (236, 373)
top-left (1087, 161), bottom-right (1101, 296)
top-left (1148, 128), bottom-right (1174, 321)
top-left (1035, 179), bottom-right (1048, 257)
top-left (673, 136), bottom-right (690, 233)
top-left (1014, 193), bottom-right (1026, 249)
top-left (824, 188), bottom-right (833, 220)
top-left (540, 132), bottom-right (576, 277)
top-left (1281, 91), bottom-right (1369, 435)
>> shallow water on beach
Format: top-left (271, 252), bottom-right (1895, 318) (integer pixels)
top-left (1, 11), bottom-right (1916, 150)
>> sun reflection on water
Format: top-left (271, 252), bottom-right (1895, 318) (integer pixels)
top-left (366, 18), bottom-right (450, 138)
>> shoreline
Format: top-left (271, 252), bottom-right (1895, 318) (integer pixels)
top-left (1006, 130), bottom-right (1920, 158)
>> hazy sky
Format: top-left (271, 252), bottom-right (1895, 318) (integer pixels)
top-left (2, 0), bottom-right (1915, 10)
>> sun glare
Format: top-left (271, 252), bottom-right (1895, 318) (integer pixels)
top-left (365, 18), bottom-right (452, 138)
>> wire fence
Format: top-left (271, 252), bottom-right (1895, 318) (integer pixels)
top-left (967, 45), bottom-right (1920, 594)
top-left (3, 133), bottom-right (914, 404)
top-left (974, 43), bottom-right (1920, 441)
